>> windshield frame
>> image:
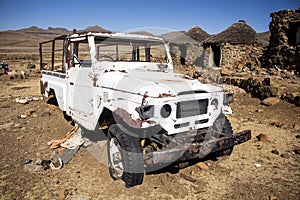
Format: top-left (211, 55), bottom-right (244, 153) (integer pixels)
top-left (94, 36), bottom-right (171, 64)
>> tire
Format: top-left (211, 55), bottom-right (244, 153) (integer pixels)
top-left (211, 114), bottom-right (234, 156)
top-left (107, 124), bottom-right (144, 187)
top-left (63, 111), bottom-right (73, 122)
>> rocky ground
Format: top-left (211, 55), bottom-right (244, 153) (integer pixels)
top-left (0, 69), bottom-right (299, 200)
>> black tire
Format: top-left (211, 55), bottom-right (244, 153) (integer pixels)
top-left (211, 114), bottom-right (234, 156)
top-left (107, 124), bottom-right (144, 187)
top-left (63, 111), bottom-right (73, 122)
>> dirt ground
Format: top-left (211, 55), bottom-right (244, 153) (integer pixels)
top-left (0, 72), bottom-right (299, 200)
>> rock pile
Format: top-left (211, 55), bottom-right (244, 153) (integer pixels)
top-left (220, 68), bottom-right (300, 106)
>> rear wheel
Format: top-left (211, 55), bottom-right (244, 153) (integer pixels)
top-left (107, 124), bottom-right (144, 187)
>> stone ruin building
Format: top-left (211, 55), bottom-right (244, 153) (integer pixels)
top-left (262, 8), bottom-right (300, 74)
top-left (167, 26), bottom-right (209, 67)
top-left (167, 8), bottom-right (300, 106)
top-left (203, 20), bottom-right (264, 70)
top-left (168, 21), bottom-right (265, 72)
top-left (169, 8), bottom-right (300, 75)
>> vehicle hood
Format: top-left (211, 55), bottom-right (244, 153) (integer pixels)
top-left (98, 70), bottom-right (223, 98)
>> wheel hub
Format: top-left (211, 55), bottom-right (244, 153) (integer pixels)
top-left (109, 138), bottom-right (124, 177)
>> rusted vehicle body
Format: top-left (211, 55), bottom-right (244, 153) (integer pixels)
top-left (40, 31), bottom-right (251, 187)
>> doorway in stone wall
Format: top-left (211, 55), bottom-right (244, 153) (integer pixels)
top-left (287, 20), bottom-right (300, 46)
top-left (211, 44), bottom-right (221, 67)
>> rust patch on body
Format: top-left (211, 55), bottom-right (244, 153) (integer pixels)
top-left (162, 79), bottom-right (182, 83)
top-left (114, 108), bottom-right (142, 128)
top-left (158, 93), bottom-right (173, 98)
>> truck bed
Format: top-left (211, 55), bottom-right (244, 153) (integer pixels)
top-left (41, 70), bottom-right (68, 111)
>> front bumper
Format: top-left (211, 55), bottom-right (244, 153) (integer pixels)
top-left (144, 130), bottom-right (251, 165)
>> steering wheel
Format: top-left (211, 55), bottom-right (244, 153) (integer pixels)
top-left (99, 55), bottom-right (114, 61)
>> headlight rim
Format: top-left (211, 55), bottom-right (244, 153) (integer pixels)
top-left (161, 104), bottom-right (172, 118)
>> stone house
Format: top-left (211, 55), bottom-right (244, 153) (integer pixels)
top-left (202, 20), bottom-right (264, 70)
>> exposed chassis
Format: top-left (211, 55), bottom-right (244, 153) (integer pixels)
top-left (145, 130), bottom-right (251, 165)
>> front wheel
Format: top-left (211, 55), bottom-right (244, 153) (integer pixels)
top-left (107, 124), bottom-right (144, 187)
top-left (211, 114), bottom-right (234, 156)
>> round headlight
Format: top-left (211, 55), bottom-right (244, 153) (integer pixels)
top-left (161, 104), bottom-right (172, 118)
top-left (211, 98), bottom-right (218, 109)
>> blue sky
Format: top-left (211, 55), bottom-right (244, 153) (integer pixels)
top-left (0, 0), bottom-right (298, 34)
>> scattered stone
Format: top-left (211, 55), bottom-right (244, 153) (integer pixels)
top-left (180, 173), bottom-right (197, 183)
top-left (23, 163), bottom-right (43, 172)
top-left (25, 96), bottom-right (33, 101)
top-left (7, 70), bottom-right (18, 78)
top-left (261, 97), bottom-right (280, 106)
top-left (271, 149), bottom-right (279, 155)
top-left (196, 162), bottom-right (209, 171)
top-left (284, 92), bottom-right (300, 103)
top-left (32, 96), bottom-right (40, 101)
top-left (15, 96), bottom-right (42, 104)
top-left (280, 153), bottom-right (290, 159)
top-left (18, 114), bottom-right (27, 119)
top-left (20, 70), bottom-right (26, 79)
top-left (19, 159), bottom-right (32, 166)
top-left (31, 113), bottom-right (38, 118)
top-left (42, 110), bottom-right (51, 117)
top-left (15, 98), bottom-right (28, 104)
top-left (58, 189), bottom-right (67, 200)
top-left (296, 135), bottom-right (300, 139)
top-left (256, 133), bottom-right (268, 142)
top-left (292, 148), bottom-right (300, 155)
top-left (27, 63), bottom-right (36, 69)
top-left (270, 121), bottom-right (283, 128)
top-left (25, 109), bottom-right (36, 117)
top-left (254, 163), bottom-right (262, 168)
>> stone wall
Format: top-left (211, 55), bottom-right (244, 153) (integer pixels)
top-left (262, 8), bottom-right (300, 73)
top-left (220, 43), bottom-right (264, 70)
top-left (203, 43), bottom-right (264, 70)
top-left (169, 43), bottom-right (204, 66)
top-left (221, 75), bottom-right (300, 106)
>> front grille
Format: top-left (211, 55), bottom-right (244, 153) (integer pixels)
top-left (176, 99), bottom-right (208, 118)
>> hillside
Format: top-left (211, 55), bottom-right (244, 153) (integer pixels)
top-left (0, 25), bottom-right (269, 69)
top-left (0, 25), bottom-right (110, 50)
top-left (0, 25), bottom-right (110, 67)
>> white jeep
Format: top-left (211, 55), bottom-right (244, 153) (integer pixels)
top-left (40, 31), bottom-right (251, 187)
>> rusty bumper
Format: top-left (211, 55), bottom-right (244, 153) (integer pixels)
top-left (145, 130), bottom-right (251, 165)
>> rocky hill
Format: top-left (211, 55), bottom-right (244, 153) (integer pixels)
top-left (160, 26), bottom-right (210, 44)
top-left (82, 25), bottom-right (111, 33)
top-left (0, 25), bottom-right (110, 50)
